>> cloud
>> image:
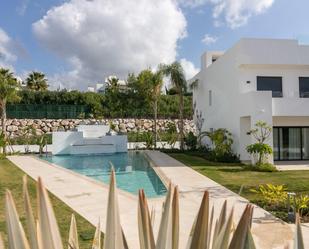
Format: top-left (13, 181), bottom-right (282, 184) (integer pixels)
top-left (33, 0), bottom-right (187, 90)
top-left (180, 58), bottom-right (199, 80)
top-left (179, 0), bottom-right (275, 28)
top-left (17, 0), bottom-right (30, 16)
top-left (201, 34), bottom-right (218, 45)
top-left (0, 28), bottom-right (17, 70)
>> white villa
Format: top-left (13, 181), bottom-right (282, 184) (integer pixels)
top-left (192, 38), bottom-right (309, 162)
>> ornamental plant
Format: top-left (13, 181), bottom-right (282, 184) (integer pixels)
top-left (246, 121), bottom-right (273, 165)
top-left (199, 128), bottom-right (233, 160)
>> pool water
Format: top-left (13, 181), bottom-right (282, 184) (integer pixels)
top-left (41, 152), bottom-right (166, 198)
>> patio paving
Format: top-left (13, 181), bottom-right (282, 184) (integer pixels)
top-left (7, 152), bottom-right (302, 249)
top-left (275, 161), bottom-right (309, 171)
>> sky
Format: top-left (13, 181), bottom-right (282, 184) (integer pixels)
top-left (1, 0), bottom-right (309, 90)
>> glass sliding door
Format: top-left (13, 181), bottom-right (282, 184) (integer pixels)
top-left (302, 128), bottom-right (309, 160)
top-left (273, 127), bottom-right (303, 160)
top-left (273, 128), bottom-right (279, 160)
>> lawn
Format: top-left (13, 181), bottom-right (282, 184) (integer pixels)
top-left (0, 158), bottom-right (96, 248)
top-left (168, 153), bottom-right (309, 201)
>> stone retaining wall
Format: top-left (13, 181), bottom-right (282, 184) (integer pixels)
top-left (3, 119), bottom-right (196, 137)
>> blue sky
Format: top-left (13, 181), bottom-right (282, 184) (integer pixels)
top-left (0, 0), bottom-right (309, 89)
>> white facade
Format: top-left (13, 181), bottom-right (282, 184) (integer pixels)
top-left (192, 38), bottom-right (309, 162)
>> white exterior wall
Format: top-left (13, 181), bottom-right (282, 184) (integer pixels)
top-left (193, 38), bottom-right (309, 162)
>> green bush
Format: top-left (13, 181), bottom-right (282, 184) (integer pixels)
top-left (207, 150), bottom-right (240, 163)
top-left (243, 163), bottom-right (277, 172)
top-left (184, 132), bottom-right (197, 150)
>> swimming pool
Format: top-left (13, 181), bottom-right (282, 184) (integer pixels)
top-left (41, 152), bottom-right (166, 198)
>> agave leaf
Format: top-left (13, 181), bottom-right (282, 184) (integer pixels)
top-left (188, 191), bottom-right (209, 249)
top-left (228, 205), bottom-right (254, 249)
top-left (103, 167), bottom-right (126, 249)
top-left (68, 214), bottom-right (80, 249)
top-left (92, 220), bottom-right (101, 249)
top-left (207, 206), bottom-right (214, 249)
top-left (294, 214), bottom-right (304, 249)
top-left (37, 177), bottom-right (64, 249)
top-left (0, 233), bottom-right (5, 249)
top-left (150, 206), bottom-right (156, 227)
top-left (23, 175), bottom-right (39, 249)
top-left (172, 186), bottom-right (179, 249)
top-left (244, 227), bottom-right (256, 249)
top-left (5, 190), bottom-right (31, 249)
top-left (138, 189), bottom-right (155, 249)
top-left (156, 183), bottom-right (174, 249)
top-left (217, 201), bottom-right (227, 232)
top-left (212, 208), bottom-right (234, 249)
top-left (36, 220), bottom-right (43, 249)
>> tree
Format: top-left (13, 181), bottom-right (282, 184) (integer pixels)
top-left (26, 71), bottom-right (48, 91)
top-left (159, 62), bottom-right (187, 150)
top-left (106, 77), bottom-right (119, 94)
top-left (149, 71), bottom-right (163, 148)
top-left (0, 68), bottom-right (20, 154)
top-left (246, 121), bottom-right (273, 165)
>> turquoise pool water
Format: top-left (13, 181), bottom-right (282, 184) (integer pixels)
top-left (41, 152), bottom-right (166, 198)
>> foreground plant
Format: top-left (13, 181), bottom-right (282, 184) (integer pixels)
top-left (0, 170), bottom-right (305, 249)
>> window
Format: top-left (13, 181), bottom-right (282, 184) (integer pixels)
top-left (209, 90), bottom-right (212, 106)
top-left (299, 77), bottom-right (309, 97)
top-left (257, 76), bottom-right (282, 97)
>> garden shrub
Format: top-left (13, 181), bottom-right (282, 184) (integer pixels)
top-left (243, 162), bottom-right (277, 172)
top-left (184, 132), bottom-right (197, 150)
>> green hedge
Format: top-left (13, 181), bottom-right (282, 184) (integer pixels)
top-left (7, 90), bottom-right (192, 119)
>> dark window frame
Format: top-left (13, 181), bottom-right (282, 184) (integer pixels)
top-left (299, 77), bottom-right (309, 98)
top-left (273, 126), bottom-right (309, 161)
top-left (257, 76), bottom-right (283, 98)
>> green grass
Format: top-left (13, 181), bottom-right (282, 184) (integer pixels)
top-left (168, 153), bottom-right (309, 201)
top-left (0, 158), bottom-right (96, 248)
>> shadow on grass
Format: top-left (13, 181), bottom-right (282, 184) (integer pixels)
top-left (217, 167), bottom-right (245, 173)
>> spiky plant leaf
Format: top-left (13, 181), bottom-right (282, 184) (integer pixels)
top-left (36, 220), bottom-right (43, 249)
top-left (172, 186), bottom-right (179, 249)
top-left (0, 233), bottom-right (5, 249)
top-left (68, 214), bottom-right (80, 249)
top-left (103, 167), bottom-right (126, 249)
top-left (207, 206), bottom-right (214, 249)
top-left (37, 177), bottom-right (64, 249)
top-left (5, 190), bottom-right (31, 249)
top-left (23, 176), bottom-right (39, 249)
top-left (188, 191), bottom-right (209, 249)
top-left (156, 183), bottom-right (174, 249)
top-left (92, 220), bottom-right (101, 249)
top-left (244, 227), bottom-right (256, 249)
top-left (294, 214), bottom-right (305, 249)
top-left (218, 201), bottom-right (227, 232)
top-left (228, 205), bottom-right (254, 249)
top-left (212, 208), bottom-right (234, 249)
top-left (138, 190), bottom-right (155, 249)
top-left (150, 207), bottom-right (156, 227)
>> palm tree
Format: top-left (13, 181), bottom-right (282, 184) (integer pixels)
top-left (0, 68), bottom-right (20, 154)
top-left (159, 62), bottom-right (187, 150)
top-left (149, 71), bottom-right (163, 148)
top-left (26, 71), bottom-right (48, 91)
